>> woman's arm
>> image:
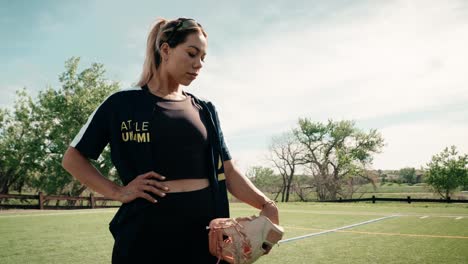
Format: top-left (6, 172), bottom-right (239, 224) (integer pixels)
top-left (62, 147), bottom-right (168, 204)
top-left (62, 147), bottom-right (122, 200)
top-left (224, 159), bottom-right (279, 224)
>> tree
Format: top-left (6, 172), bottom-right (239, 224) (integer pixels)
top-left (32, 57), bottom-right (120, 197)
top-left (294, 119), bottom-right (384, 201)
top-left (0, 90), bottom-right (39, 194)
top-left (247, 166), bottom-right (283, 200)
top-left (377, 169), bottom-right (388, 185)
top-left (268, 132), bottom-right (305, 202)
top-left (0, 57), bottom-right (120, 197)
top-left (425, 146), bottom-right (468, 199)
top-left (246, 166), bottom-right (275, 183)
top-left (291, 174), bottom-right (315, 202)
top-left (341, 170), bottom-right (377, 199)
top-left (399, 167), bottom-right (416, 185)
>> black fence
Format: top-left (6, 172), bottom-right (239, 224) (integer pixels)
top-left (325, 195), bottom-right (468, 204)
top-left (2, 193), bottom-right (468, 210)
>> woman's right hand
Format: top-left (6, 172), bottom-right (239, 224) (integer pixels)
top-left (115, 171), bottom-right (169, 204)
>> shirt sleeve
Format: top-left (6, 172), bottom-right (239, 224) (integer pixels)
top-left (70, 96), bottom-right (112, 160)
top-left (208, 102), bottom-right (232, 161)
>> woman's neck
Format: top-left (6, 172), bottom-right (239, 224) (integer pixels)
top-left (146, 71), bottom-right (185, 100)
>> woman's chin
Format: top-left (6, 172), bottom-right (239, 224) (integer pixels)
top-left (180, 79), bottom-right (194, 86)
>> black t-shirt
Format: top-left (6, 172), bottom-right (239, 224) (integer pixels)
top-left (70, 86), bottom-right (231, 185)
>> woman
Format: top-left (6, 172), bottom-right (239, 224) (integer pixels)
top-left (62, 17), bottom-right (279, 263)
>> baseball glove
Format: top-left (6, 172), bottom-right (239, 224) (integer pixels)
top-left (208, 215), bottom-right (284, 264)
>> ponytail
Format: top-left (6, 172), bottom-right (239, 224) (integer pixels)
top-left (136, 18), bottom-right (167, 87)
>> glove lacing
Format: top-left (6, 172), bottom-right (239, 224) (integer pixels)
top-left (214, 218), bottom-right (252, 264)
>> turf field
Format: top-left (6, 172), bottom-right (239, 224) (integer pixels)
top-left (0, 202), bottom-right (467, 263)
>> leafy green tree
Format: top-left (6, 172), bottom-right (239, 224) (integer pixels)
top-left (247, 166), bottom-right (283, 200)
top-left (0, 108), bottom-right (5, 129)
top-left (247, 166), bottom-right (275, 181)
top-left (341, 169), bottom-right (377, 199)
top-left (294, 119), bottom-right (384, 200)
top-left (425, 146), bottom-right (468, 199)
top-left (32, 57), bottom-right (120, 196)
top-left (399, 167), bottom-right (416, 185)
top-left (377, 169), bottom-right (388, 185)
top-left (0, 90), bottom-right (39, 194)
top-left (0, 57), bottom-right (120, 197)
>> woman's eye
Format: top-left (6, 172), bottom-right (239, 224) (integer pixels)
top-left (188, 52), bottom-right (205, 62)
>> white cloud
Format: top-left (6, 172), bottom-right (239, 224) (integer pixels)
top-left (229, 148), bottom-right (272, 174)
top-left (192, 0), bottom-right (468, 170)
top-left (372, 120), bottom-right (468, 170)
top-left (214, 0), bottom-right (465, 124)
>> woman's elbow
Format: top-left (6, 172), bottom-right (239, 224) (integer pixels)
top-left (62, 146), bottom-right (78, 171)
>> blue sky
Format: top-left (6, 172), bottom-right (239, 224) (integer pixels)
top-left (1, 0), bottom-right (467, 173)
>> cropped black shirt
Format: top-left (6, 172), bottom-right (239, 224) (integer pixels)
top-left (144, 84), bottom-right (211, 180)
top-left (70, 86), bottom-right (231, 185)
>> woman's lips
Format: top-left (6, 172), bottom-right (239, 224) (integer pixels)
top-left (187, 72), bottom-right (198, 79)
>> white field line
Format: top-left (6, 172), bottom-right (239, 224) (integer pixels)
top-left (420, 216), bottom-right (429, 219)
top-left (455, 217), bottom-right (463, 220)
top-left (230, 207), bottom-right (468, 218)
top-left (278, 215), bottom-right (399, 244)
top-left (284, 226), bottom-right (468, 239)
top-left (435, 215), bottom-right (468, 219)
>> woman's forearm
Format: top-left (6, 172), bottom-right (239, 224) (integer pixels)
top-left (224, 160), bottom-right (270, 209)
top-left (224, 160), bottom-right (279, 224)
top-left (62, 147), bottom-right (122, 201)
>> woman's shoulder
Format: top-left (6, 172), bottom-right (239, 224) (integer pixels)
top-left (102, 86), bottom-right (145, 104)
top-left (185, 91), bottom-right (215, 107)
top-left (92, 86), bottom-right (146, 114)
top-left (111, 86), bottom-right (144, 98)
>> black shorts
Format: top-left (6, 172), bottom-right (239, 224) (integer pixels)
top-left (110, 186), bottom-right (227, 264)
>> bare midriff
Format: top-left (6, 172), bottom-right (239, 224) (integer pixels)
top-left (163, 178), bottom-right (209, 193)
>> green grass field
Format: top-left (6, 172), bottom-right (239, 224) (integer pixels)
top-left (1, 202), bottom-right (467, 263)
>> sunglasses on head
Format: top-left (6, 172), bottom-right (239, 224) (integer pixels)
top-left (164, 18), bottom-right (200, 44)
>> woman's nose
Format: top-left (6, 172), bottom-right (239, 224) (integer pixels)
top-left (193, 58), bottom-right (203, 69)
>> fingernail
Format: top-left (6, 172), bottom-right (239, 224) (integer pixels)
top-left (153, 199), bottom-right (158, 203)
top-left (165, 187), bottom-right (169, 191)
top-left (161, 176), bottom-right (166, 180)
top-left (161, 193), bottom-right (166, 197)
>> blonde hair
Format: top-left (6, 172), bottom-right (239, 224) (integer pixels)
top-left (136, 18), bottom-right (207, 87)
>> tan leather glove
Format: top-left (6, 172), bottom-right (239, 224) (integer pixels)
top-left (208, 215), bottom-right (284, 264)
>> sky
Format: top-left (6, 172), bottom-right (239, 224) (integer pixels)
top-left (1, 0), bottom-right (467, 173)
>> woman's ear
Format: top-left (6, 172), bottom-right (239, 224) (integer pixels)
top-left (159, 42), bottom-right (170, 62)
